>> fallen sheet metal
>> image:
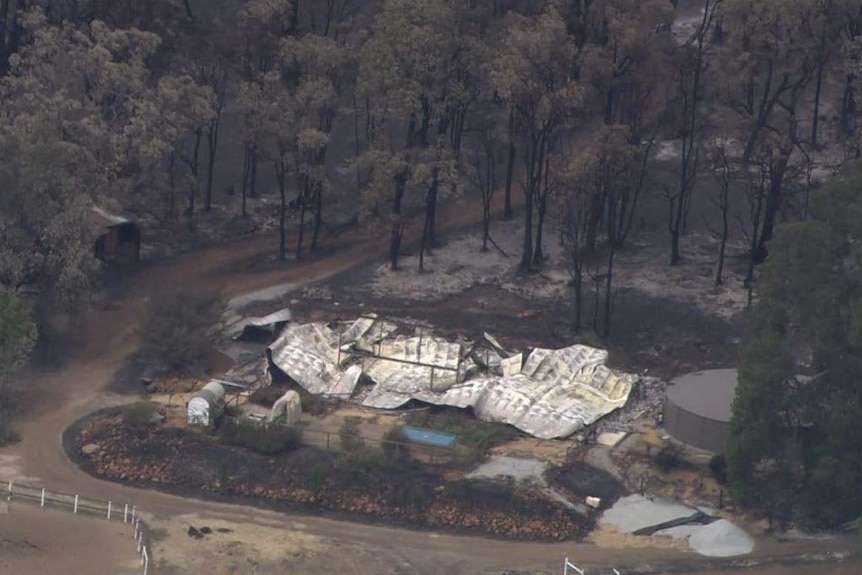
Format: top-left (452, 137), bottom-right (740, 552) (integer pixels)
top-left (266, 315), bottom-right (637, 439)
top-left (231, 308), bottom-right (293, 340)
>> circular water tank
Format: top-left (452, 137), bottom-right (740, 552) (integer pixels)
top-left (663, 369), bottom-right (738, 453)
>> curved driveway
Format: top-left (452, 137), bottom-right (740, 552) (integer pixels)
top-left (2, 195), bottom-right (856, 574)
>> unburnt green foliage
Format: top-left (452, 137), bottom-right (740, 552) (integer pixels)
top-left (728, 170), bottom-right (862, 528)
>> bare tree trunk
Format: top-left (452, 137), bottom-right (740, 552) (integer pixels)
top-left (715, 186), bottom-right (729, 286)
top-left (532, 141), bottom-right (551, 265)
top-left (296, 191), bottom-right (307, 260)
top-left (573, 264), bottom-right (583, 332)
top-left (841, 75), bottom-right (856, 135)
top-left (182, 0), bottom-right (194, 19)
top-left (504, 109), bottom-right (516, 220)
top-left (187, 129), bottom-right (202, 217)
top-left (204, 115), bottom-right (220, 212)
top-left (248, 142), bottom-right (259, 198)
top-left (277, 159), bottom-right (288, 261)
top-left (390, 171), bottom-right (407, 270)
top-left (419, 169), bottom-right (439, 272)
top-left (311, 185), bottom-right (323, 251)
top-left (811, 38), bottom-right (825, 147)
top-left (241, 145), bottom-right (250, 217)
top-left (754, 151), bottom-right (789, 263)
top-left (168, 150), bottom-right (176, 220)
top-left (520, 131), bottom-right (547, 274)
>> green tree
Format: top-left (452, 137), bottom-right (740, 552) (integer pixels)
top-left (491, 5), bottom-right (584, 273)
top-left (0, 289), bottom-right (37, 383)
top-left (728, 168), bottom-right (862, 528)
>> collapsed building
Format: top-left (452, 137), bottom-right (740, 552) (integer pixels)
top-left (260, 313), bottom-right (637, 440)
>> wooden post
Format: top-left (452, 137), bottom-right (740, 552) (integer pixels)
top-left (107, 501), bottom-right (112, 520)
top-left (124, 503), bottom-right (129, 523)
top-left (6, 481), bottom-right (11, 501)
top-left (40, 488), bottom-right (45, 507)
top-left (326, 432), bottom-right (330, 452)
top-left (74, 495), bottom-right (79, 514)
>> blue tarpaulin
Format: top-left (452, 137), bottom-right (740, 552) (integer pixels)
top-left (402, 426), bottom-right (458, 448)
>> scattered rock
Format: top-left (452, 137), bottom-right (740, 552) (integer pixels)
top-left (81, 443), bottom-right (100, 456)
top-left (216, 528), bottom-right (233, 533)
top-left (199, 526), bottom-right (212, 534)
top-left (187, 526), bottom-right (203, 539)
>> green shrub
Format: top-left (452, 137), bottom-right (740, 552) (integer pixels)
top-left (381, 426), bottom-right (411, 467)
top-left (338, 417), bottom-right (364, 453)
top-left (405, 408), bottom-right (517, 449)
top-left (709, 454), bottom-right (728, 484)
top-left (302, 393), bottom-right (327, 416)
top-left (219, 421), bottom-right (302, 454)
top-left (138, 289), bottom-right (226, 375)
top-left (124, 403), bottom-right (160, 439)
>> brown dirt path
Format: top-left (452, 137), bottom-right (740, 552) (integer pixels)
top-left (0, 192), bottom-right (858, 574)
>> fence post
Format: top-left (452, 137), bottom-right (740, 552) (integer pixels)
top-left (74, 495), bottom-right (79, 514)
top-left (40, 488), bottom-right (45, 507)
top-left (124, 503), bottom-right (129, 523)
top-left (107, 501), bottom-right (112, 520)
top-left (6, 481), bottom-right (11, 501)
top-left (143, 546), bottom-right (149, 575)
top-left (326, 432), bottom-right (330, 452)
top-left (132, 506), bottom-right (136, 521)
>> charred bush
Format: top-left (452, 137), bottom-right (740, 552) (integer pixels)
top-left (219, 421), bottom-right (301, 455)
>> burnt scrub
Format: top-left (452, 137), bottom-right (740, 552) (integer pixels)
top-left (67, 407), bottom-right (594, 541)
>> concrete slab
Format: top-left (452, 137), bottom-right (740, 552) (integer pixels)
top-left (467, 456), bottom-right (547, 484)
top-left (600, 494), bottom-right (699, 534)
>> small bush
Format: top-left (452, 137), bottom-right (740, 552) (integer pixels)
top-left (338, 417), bottom-right (364, 453)
top-left (219, 421), bottom-right (302, 454)
top-left (655, 443), bottom-right (683, 471)
top-left (138, 289), bottom-right (226, 375)
top-left (124, 403), bottom-right (160, 439)
top-left (405, 408), bottom-right (517, 449)
top-left (381, 426), bottom-right (411, 467)
top-left (302, 393), bottom-right (328, 416)
top-left (249, 386), bottom-right (287, 407)
top-left (709, 453), bottom-right (728, 484)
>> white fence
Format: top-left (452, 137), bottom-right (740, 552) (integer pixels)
top-left (564, 558), bottom-right (622, 575)
top-left (4, 479), bottom-right (151, 575)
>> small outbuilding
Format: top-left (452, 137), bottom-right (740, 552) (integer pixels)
top-left (91, 206), bottom-right (141, 264)
top-left (188, 381), bottom-right (226, 426)
top-left (663, 369), bottom-right (738, 453)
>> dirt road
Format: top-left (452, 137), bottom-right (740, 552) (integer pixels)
top-left (0, 503), bottom-right (138, 575)
top-left (1, 193), bottom-right (858, 574)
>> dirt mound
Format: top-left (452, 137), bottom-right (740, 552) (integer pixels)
top-left (547, 462), bottom-right (626, 508)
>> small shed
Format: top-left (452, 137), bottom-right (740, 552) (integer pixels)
top-left (188, 381), bottom-right (226, 426)
top-left (91, 206), bottom-right (141, 264)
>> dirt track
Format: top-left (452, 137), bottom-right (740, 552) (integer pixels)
top-left (1, 192), bottom-right (859, 574)
top-left (0, 503), bottom-right (138, 575)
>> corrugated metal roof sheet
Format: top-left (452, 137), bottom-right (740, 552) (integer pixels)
top-left (266, 317), bottom-right (637, 439)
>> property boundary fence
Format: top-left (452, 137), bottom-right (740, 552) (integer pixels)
top-left (221, 415), bottom-right (476, 467)
top-left (3, 479), bottom-right (152, 575)
top-left (563, 558), bottom-right (622, 575)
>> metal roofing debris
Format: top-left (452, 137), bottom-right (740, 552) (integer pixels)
top-left (91, 205), bottom-right (130, 227)
top-left (266, 315), bottom-right (637, 440)
top-left (231, 308), bottom-right (293, 340)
